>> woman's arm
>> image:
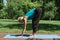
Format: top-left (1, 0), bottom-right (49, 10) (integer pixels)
top-left (22, 16), bottom-right (28, 34)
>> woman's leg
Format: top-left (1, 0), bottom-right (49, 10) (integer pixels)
top-left (32, 8), bottom-right (42, 35)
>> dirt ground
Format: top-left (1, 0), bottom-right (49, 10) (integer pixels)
top-left (0, 33), bottom-right (60, 40)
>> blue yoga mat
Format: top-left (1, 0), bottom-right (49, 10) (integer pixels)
top-left (4, 34), bottom-right (60, 39)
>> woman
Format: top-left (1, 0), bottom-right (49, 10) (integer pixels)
top-left (18, 7), bottom-right (42, 36)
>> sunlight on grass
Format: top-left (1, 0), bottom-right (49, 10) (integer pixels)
top-left (0, 19), bottom-right (60, 34)
top-left (0, 28), bottom-right (22, 33)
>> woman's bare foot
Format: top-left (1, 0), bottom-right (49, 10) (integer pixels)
top-left (30, 33), bottom-right (36, 36)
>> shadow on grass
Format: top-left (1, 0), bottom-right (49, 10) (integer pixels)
top-left (0, 23), bottom-right (60, 31)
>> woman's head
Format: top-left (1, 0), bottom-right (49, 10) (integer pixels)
top-left (18, 17), bottom-right (24, 22)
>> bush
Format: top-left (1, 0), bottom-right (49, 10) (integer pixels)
top-left (43, 1), bottom-right (57, 20)
top-left (0, 9), bottom-right (7, 19)
top-left (0, 3), bottom-right (3, 9)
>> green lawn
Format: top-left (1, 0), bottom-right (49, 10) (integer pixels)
top-left (0, 19), bottom-right (60, 34)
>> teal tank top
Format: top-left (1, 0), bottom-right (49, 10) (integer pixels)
top-left (25, 8), bottom-right (35, 20)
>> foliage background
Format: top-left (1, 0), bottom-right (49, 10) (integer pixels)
top-left (0, 0), bottom-right (60, 20)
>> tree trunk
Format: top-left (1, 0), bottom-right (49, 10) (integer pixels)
top-left (49, 17), bottom-right (51, 21)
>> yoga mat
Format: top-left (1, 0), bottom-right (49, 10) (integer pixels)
top-left (4, 34), bottom-right (60, 39)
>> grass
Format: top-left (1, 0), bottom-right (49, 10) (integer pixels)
top-left (0, 19), bottom-right (60, 34)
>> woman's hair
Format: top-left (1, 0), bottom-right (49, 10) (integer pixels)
top-left (18, 17), bottom-right (23, 22)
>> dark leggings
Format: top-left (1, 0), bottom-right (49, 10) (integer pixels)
top-left (32, 7), bottom-right (42, 34)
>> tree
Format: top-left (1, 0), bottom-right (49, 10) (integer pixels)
top-left (0, 0), bottom-right (3, 9)
top-left (43, 0), bottom-right (57, 20)
top-left (0, 0), bottom-right (3, 3)
top-left (55, 0), bottom-right (60, 20)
